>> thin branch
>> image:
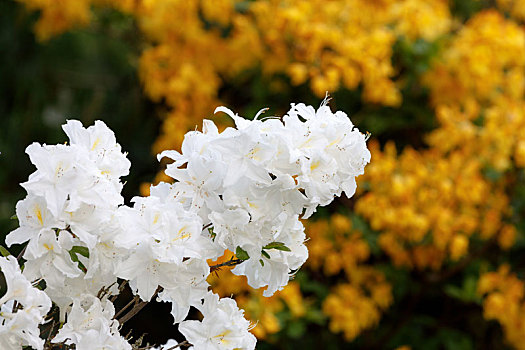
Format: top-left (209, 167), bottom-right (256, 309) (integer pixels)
top-left (16, 244), bottom-right (27, 261)
top-left (114, 294), bottom-right (140, 320)
top-left (110, 280), bottom-right (129, 303)
top-left (44, 319), bottom-right (56, 347)
top-left (166, 340), bottom-right (190, 350)
top-left (209, 258), bottom-right (244, 271)
top-left (118, 286), bottom-right (163, 325)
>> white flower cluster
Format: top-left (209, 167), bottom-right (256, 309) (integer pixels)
top-left (6, 120), bottom-right (131, 317)
top-left (53, 295), bottom-right (130, 350)
top-left (0, 256), bottom-right (51, 350)
top-left (178, 292), bottom-right (256, 350)
top-left (0, 101), bottom-right (370, 350)
top-left (159, 101), bottom-right (370, 296)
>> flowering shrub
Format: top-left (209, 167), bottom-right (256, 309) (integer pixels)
top-left (6, 0), bottom-right (525, 348)
top-left (0, 101), bottom-right (370, 349)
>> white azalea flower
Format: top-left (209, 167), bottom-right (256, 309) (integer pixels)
top-left (23, 229), bottom-right (82, 288)
top-left (179, 292), bottom-right (256, 350)
top-left (5, 194), bottom-right (63, 247)
top-left (0, 256), bottom-right (51, 350)
top-left (62, 119), bottom-right (131, 180)
top-left (52, 294), bottom-right (130, 350)
top-left (158, 258), bottom-right (210, 323)
top-left (22, 143), bottom-right (88, 216)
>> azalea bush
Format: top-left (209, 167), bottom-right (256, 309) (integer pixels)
top-left (0, 101), bottom-right (370, 349)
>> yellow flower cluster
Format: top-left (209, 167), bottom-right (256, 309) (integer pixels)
top-left (478, 265), bottom-right (525, 349)
top-left (18, 0), bottom-right (454, 152)
top-left (138, 0), bottom-right (451, 151)
top-left (354, 9), bottom-right (524, 272)
top-left (497, 0), bottom-right (525, 21)
top-left (356, 141), bottom-right (513, 269)
top-left (427, 98), bottom-right (525, 171)
top-left (134, 0), bottom-right (252, 153)
top-left (423, 11), bottom-right (525, 170)
top-left (250, 0), bottom-right (451, 104)
top-left (420, 10), bottom-right (525, 347)
top-left (423, 10), bottom-right (525, 108)
top-left (306, 213), bottom-right (369, 275)
top-left (16, 0), bottom-right (92, 41)
top-left (306, 214), bottom-right (392, 341)
top-left (322, 266), bottom-right (392, 341)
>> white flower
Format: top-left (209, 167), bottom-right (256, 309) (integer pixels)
top-left (116, 243), bottom-right (170, 301)
top-left (158, 258), bottom-right (210, 323)
top-left (0, 256), bottom-right (51, 350)
top-left (1, 100), bottom-right (368, 350)
top-left (45, 274), bottom-right (118, 323)
top-left (22, 143), bottom-right (88, 216)
top-left (179, 292), bottom-right (256, 350)
top-left (23, 229), bottom-right (82, 288)
top-left (52, 294), bottom-right (130, 350)
top-left (5, 194), bottom-right (63, 247)
top-left (116, 193), bottom-right (206, 262)
top-left (62, 119), bottom-right (131, 180)
top-left (164, 153), bottom-right (226, 213)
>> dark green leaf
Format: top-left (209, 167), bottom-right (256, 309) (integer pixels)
top-left (0, 245), bottom-right (11, 257)
top-left (261, 250), bottom-right (271, 259)
top-left (263, 242), bottom-right (291, 252)
top-left (235, 246), bottom-right (250, 260)
top-left (70, 246), bottom-right (89, 258)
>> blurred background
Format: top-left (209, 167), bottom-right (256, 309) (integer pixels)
top-left (1, 0), bottom-right (525, 348)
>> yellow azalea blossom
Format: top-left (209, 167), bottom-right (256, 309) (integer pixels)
top-left (356, 141), bottom-right (511, 269)
top-left (479, 266), bottom-right (525, 350)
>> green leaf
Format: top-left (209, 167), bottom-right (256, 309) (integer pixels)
top-left (68, 246), bottom-right (89, 273)
top-left (305, 309), bottom-right (327, 325)
top-left (444, 275), bottom-right (482, 304)
top-left (68, 250), bottom-right (79, 263)
top-left (444, 285), bottom-right (464, 300)
top-left (70, 246), bottom-right (89, 258)
top-left (287, 320), bottom-right (306, 339)
top-left (0, 245), bottom-right (11, 257)
top-left (483, 166), bottom-right (503, 181)
top-left (261, 250), bottom-right (271, 259)
top-left (10, 215), bottom-right (17, 220)
top-left (235, 246), bottom-right (250, 260)
top-left (263, 242), bottom-right (291, 252)
top-left (259, 259), bottom-right (264, 267)
top-left (208, 227), bottom-right (216, 241)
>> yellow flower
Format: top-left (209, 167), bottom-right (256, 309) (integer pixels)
top-left (479, 265), bottom-right (525, 349)
top-left (449, 235), bottom-right (469, 261)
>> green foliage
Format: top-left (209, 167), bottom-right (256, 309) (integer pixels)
top-left (263, 242), bottom-right (291, 252)
top-left (68, 246), bottom-right (90, 272)
top-left (235, 246), bottom-right (250, 260)
top-left (0, 245), bottom-right (11, 258)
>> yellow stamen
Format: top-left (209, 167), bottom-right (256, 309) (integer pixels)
top-left (34, 205), bottom-right (43, 226)
top-left (91, 137), bottom-right (101, 151)
top-left (310, 160), bottom-right (320, 172)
